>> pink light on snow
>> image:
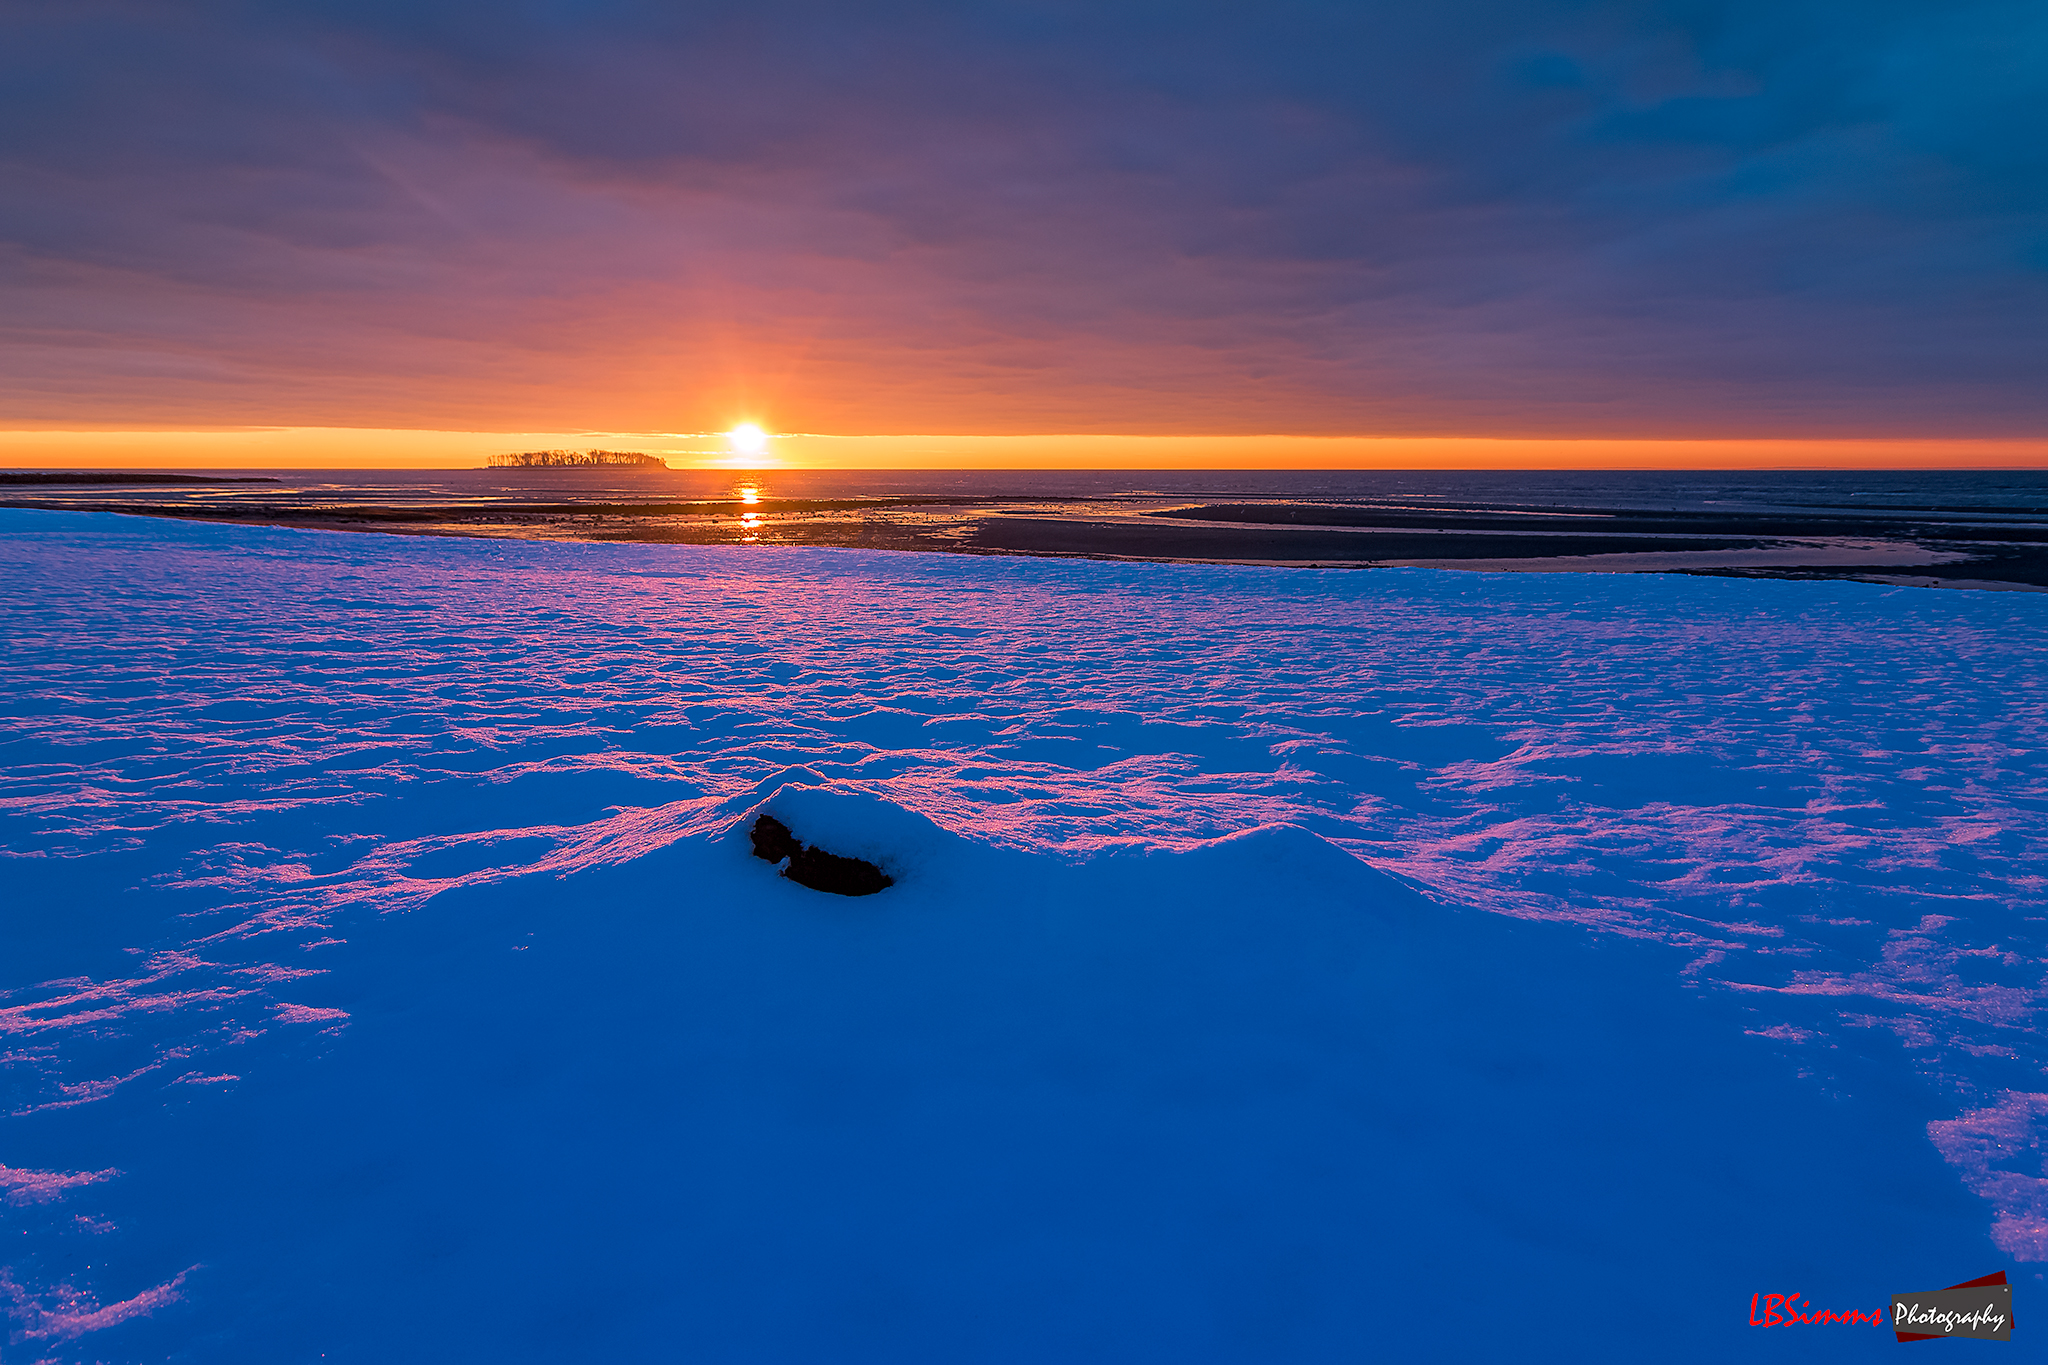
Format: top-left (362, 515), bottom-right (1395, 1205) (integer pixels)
top-left (1929, 1092), bottom-right (2048, 1261)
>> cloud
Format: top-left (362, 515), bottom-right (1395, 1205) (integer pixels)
top-left (1, 0), bottom-right (2042, 434)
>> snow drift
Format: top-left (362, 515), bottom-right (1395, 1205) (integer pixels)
top-left (1, 511), bottom-right (2041, 1362)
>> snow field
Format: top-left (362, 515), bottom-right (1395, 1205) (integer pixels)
top-left (1, 510), bottom-right (2043, 1360)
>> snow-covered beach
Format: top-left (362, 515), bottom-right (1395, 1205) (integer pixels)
top-left (3, 509), bottom-right (2043, 1360)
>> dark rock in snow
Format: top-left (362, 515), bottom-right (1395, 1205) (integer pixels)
top-left (749, 814), bottom-right (893, 897)
top-left (749, 814), bottom-right (804, 865)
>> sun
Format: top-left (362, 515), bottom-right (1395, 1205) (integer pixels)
top-left (727, 424), bottom-right (767, 456)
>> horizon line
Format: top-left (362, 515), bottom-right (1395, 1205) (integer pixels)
top-left (4, 428), bottom-right (2047, 471)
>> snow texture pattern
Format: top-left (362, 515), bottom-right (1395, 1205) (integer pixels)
top-left (1, 511), bottom-right (2043, 1360)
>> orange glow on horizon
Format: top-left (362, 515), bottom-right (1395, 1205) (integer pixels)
top-left (2, 428), bottom-right (2046, 471)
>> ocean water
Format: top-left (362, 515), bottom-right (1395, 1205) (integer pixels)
top-left (14, 466), bottom-right (2048, 516)
top-left (1, 507), bottom-right (2043, 1359)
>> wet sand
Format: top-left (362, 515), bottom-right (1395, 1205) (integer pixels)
top-left (6, 487), bottom-right (2045, 589)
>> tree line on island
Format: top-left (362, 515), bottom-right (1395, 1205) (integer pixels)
top-left (486, 450), bottom-right (669, 468)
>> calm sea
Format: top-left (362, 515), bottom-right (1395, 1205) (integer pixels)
top-left (21, 467), bottom-right (2048, 518)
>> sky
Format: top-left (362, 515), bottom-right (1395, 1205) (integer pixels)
top-left (2, 1), bottom-right (2044, 466)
